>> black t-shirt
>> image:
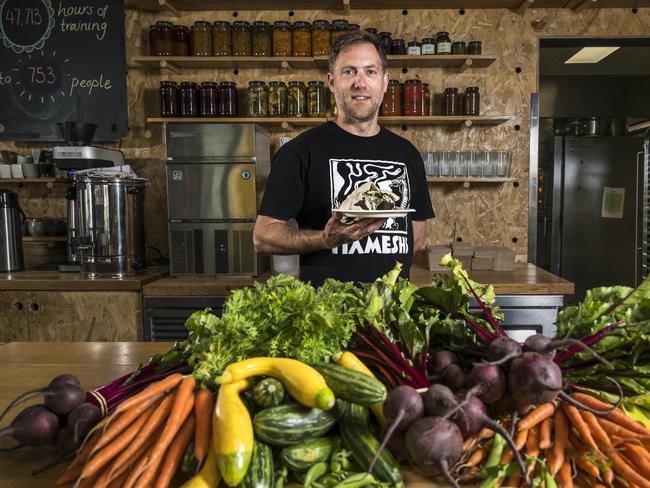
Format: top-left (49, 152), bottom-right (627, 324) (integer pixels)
top-left (258, 122), bottom-right (435, 286)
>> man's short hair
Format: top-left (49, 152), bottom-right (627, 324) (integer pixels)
top-left (328, 29), bottom-right (388, 74)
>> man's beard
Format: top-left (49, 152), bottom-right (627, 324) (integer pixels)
top-left (338, 95), bottom-right (381, 124)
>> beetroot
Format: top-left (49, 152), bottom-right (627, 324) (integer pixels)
top-left (44, 383), bottom-right (85, 416)
top-left (508, 352), bottom-right (563, 405)
top-left (66, 402), bottom-right (102, 444)
top-left (422, 384), bottom-right (458, 417)
top-left (428, 351), bottom-right (458, 376)
top-left (488, 336), bottom-right (522, 368)
top-left (467, 362), bottom-right (506, 404)
top-left (0, 405), bottom-right (60, 447)
top-left (438, 364), bottom-right (464, 392)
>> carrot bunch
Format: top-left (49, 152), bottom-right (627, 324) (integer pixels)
top-left (56, 373), bottom-right (215, 488)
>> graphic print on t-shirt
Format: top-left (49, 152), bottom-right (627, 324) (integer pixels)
top-left (329, 158), bottom-right (411, 256)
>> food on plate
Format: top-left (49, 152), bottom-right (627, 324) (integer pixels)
top-left (339, 182), bottom-right (399, 211)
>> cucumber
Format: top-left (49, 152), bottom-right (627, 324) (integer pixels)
top-left (252, 378), bottom-right (285, 408)
top-left (312, 363), bottom-right (387, 407)
top-left (240, 440), bottom-right (274, 488)
top-left (253, 402), bottom-right (340, 446)
top-left (280, 437), bottom-right (341, 472)
top-left (339, 405), bottom-right (403, 487)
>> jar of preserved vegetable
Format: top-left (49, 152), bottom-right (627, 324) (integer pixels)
top-left (213, 21), bottom-right (232, 56)
top-left (150, 21), bottom-right (173, 56)
top-left (311, 20), bottom-right (330, 56)
top-left (179, 81), bottom-right (199, 117)
top-left (327, 89), bottom-right (337, 117)
top-left (287, 81), bottom-right (307, 116)
top-left (421, 37), bottom-right (436, 55)
top-left (232, 21), bottom-right (252, 56)
top-left (467, 41), bottom-right (482, 55)
top-left (172, 25), bottom-right (190, 56)
top-left (348, 23), bottom-right (360, 31)
top-left (252, 21), bottom-right (272, 57)
top-left (200, 81), bottom-right (219, 117)
top-left (218, 81), bottom-right (238, 116)
top-left (464, 86), bottom-right (480, 116)
top-left (441, 87), bottom-right (459, 115)
top-left (422, 83), bottom-right (430, 116)
top-left (248, 81), bottom-right (268, 117)
top-left (365, 27), bottom-right (378, 36)
top-left (268, 81), bottom-right (287, 116)
top-left (407, 40), bottom-right (421, 55)
top-left (380, 79), bottom-right (401, 116)
top-left (330, 19), bottom-right (349, 43)
top-left (191, 21), bottom-right (212, 56)
top-left (307, 80), bottom-right (326, 117)
top-left (160, 81), bottom-right (179, 117)
top-left (292, 21), bottom-right (312, 57)
top-left (403, 79), bottom-right (423, 116)
top-left (273, 21), bottom-right (292, 56)
top-left (379, 32), bottom-right (392, 55)
top-left (451, 41), bottom-right (466, 55)
top-left (391, 39), bottom-right (406, 55)
top-left (436, 32), bottom-right (452, 54)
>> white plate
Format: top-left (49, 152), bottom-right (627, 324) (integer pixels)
top-left (332, 208), bottom-right (416, 219)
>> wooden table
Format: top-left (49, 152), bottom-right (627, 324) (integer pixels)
top-left (0, 342), bottom-right (440, 488)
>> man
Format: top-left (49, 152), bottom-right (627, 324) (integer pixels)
top-left (253, 30), bottom-right (435, 285)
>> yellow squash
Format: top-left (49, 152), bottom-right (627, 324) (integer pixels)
top-left (213, 379), bottom-right (254, 487)
top-left (180, 441), bottom-right (221, 488)
top-left (218, 357), bottom-right (335, 411)
top-left (332, 351), bottom-right (387, 426)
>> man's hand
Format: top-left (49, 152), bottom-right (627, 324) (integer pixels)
top-left (322, 213), bottom-right (385, 249)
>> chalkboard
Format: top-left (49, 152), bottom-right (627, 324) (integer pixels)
top-left (0, 0), bottom-right (128, 142)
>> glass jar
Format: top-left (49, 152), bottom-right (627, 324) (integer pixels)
top-left (348, 23), bottom-right (360, 31)
top-left (172, 25), bottom-right (190, 56)
top-left (422, 83), bottom-right (430, 116)
top-left (330, 19), bottom-right (349, 43)
top-left (421, 37), bottom-right (436, 55)
top-left (160, 81), bottom-right (179, 117)
top-left (380, 79), bottom-right (401, 116)
top-left (248, 81), bottom-right (268, 117)
top-left (179, 81), bottom-right (199, 117)
top-left (268, 81), bottom-right (287, 116)
top-left (365, 27), bottom-right (378, 36)
top-left (252, 21), bottom-right (272, 57)
top-left (273, 21), bottom-right (292, 56)
top-left (311, 20), bottom-right (331, 56)
top-left (436, 31), bottom-right (452, 54)
top-left (292, 21), bottom-right (312, 57)
top-left (468, 41), bottom-right (482, 55)
top-left (191, 21), bottom-right (212, 56)
top-left (307, 80), bottom-right (326, 117)
top-left (379, 32), bottom-right (392, 55)
top-left (442, 87), bottom-right (459, 115)
top-left (403, 79), bottom-right (423, 116)
top-left (327, 89), bottom-right (337, 117)
top-left (149, 21), bottom-right (173, 56)
top-left (218, 81), bottom-right (237, 116)
top-left (391, 39), bottom-right (406, 55)
top-left (464, 86), bottom-right (480, 116)
top-left (213, 21), bottom-right (232, 56)
top-left (287, 81), bottom-right (307, 116)
top-left (452, 41), bottom-right (466, 55)
top-left (232, 21), bottom-right (252, 56)
top-left (407, 40), bottom-right (421, 55)
top-left (200, 81), bottom-right (219, 117)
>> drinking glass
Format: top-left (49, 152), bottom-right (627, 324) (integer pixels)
top-left (494, 151), bottom-right (511, 177)
top-left (439, 151), bottom-right (453, 177)
top-left (483, 150), bottom-right (496, 177)
top-left (468, 150), bottom-right (482, 177)
top-left (450, 151), bottom-right (466, 178)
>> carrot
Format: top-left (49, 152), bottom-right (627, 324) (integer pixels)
top-left (572, 393), bottom-right (650, 436)
top-left (57, 434), bottom-right (100, 485)
top-left (558, 461), bottom-right (573, 488)
top-left (115, 373), bottom-right (183, 415)
top-left (94, 467), bottom-right (110, 488)
top-left (464, 447), bottom-right (487, 468)
top-left (463, 435), bottom-right (478, 452)
top-left (563, 404), bottom-right (599, 451)
top-left (154, 414), bottom-right (196, 488)
top-left (607, 448), bottom-right (650, 488)
top-left (575, 450), bottom-right (600, 479)
top-left (106, 471), bottom-right (128, 488)
top-left (581, 411), bottom-right (613, 449)
top-left (121, 444), bottom-right (153, 488)
top-left (622, 443), bottom-right (650, 479)
top-left (193, 388), bottom-right (214, 465)
top-left (526, 426), bottom-right (539, 457)
top-left (132, 376), bottom-right (196, 488)
top-left (107, 392), bottom-right (175, 481)
top-left (499, 445), bottom-right (514, 465)
top-left (505, 470), bottom-right (521, 488)
top-left (549, 409), bottom-right (569, 475)
top-left (514, 428), bottom-right (528, 451)
top-left (517, 402), bottom-right (555, 432)
top-left (598, 417), bottom-right (650, 442)
top-left (479, 427), bottom-right (495, 439)
top-left (538, 416), bottom-right (552, 450)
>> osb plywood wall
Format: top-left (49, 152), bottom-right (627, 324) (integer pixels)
top-left (3, 7), bottom-right (649, 262)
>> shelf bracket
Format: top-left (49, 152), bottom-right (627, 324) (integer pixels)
top-left (462, 181), bottom-right (471, 188)
top-left (573, 0), bottom-right (598, 13)
top-left (158, 0), bottom-right (180, 17)
top-left (512, 0), bottom-right (534, 16)
top-left (281, 121), bottom-right (295, 131)
top-left (281, 60), bottom-right (291, 70)
top-left (459, 58), bottom-right (473, 72)
top-left (159, 60), bottom-right (181, 74)
top-left (341, 0), bottom-right (350, 16)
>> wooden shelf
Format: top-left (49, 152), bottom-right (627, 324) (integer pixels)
top-left (0, 178), bottom-right (71, 189)
top-left (146, 115), bottom-right (511, 127)
top-left (23, 236), bottom-right (67, 242)
top-left (131, 54), bottom-right (496, 71)
top-left (427, 177), bottom-right (516, 187)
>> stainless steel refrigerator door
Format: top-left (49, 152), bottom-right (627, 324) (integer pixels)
top-left (165, 124), bottom-right (260, 160)
top-left (561, 137), bottom-right (643, 298)
top-left (167, 163), bottom-right (258, 220)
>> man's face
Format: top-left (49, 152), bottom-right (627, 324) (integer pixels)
top-left (328, 42), bottom-right (389, 123)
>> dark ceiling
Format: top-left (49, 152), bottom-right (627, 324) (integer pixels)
top-left (540, 45), bottom-right (650, 75)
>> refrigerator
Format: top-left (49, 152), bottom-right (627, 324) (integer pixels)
top-left (537, 135), bottom-right (649, 301)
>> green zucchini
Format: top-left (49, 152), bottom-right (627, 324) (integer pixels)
top-left (280, 437), bottom-right (341, 472)
top-left (252, 378), bottom-right (285, 408)
top-left (311, 363), bottom-right (387, 407)
top-left (339, 406), bottom-right (403, 487)
top-left (253, 402), bottom-right (339, 446)
top-left (240, 440), bottom-right (274, 488)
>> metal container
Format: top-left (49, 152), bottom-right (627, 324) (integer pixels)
top-left (582, 116), bottom-right (608, 137)
top-left (75, 174), bottom-right (148, 278)
top-left (0, 188), bottom-right (25, 272)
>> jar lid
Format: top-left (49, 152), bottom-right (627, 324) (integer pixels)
top-left (201, 81), bottom-right (218, 87)
top-left (180, 81), bottom-right (196, 86)
top-left (379, 31), bottom-right (392, 37)
top-left (249, 80), bottom-right (266, 86)
top-left (365, 28), bottom-right (378, 34)
top-left (193, 20), bottom-right (211, 28)
top-left (422, 37), bottom-right (435, 43)
top-left (391, 39), bottom-right (405, 45)
top-left (213, 20), bottom-right (231, 27)
top-left (436, 31), bottom-right (450, 36)
top-left (405, 79), bottom-right (422, 84)
top-left (468, 40), bottom-right (482, 45)
top-left (407, 41), bottom-right (421, 46)
top-left (348, 24), bottom-right (360, 30)
top-left (160, 80), bottom-right (178, 86)
top-left (173, 25), bottom-right (190, 31)
top-left (233, 21), bottom-right (251, 27)
top-left (269, 81), bottom-right (287, 87)
top-left (155, 21), bottom-right (173, 27)
top-left (312, 20), bottom-right (329, 28)
top-left (332, 19), bottom-right (349, 26)
top-left (288, 80), bottom-right (306, 86)
top-left (453, 41), bottom-right (466, 46)
top-left (273, 20), bottom-right (291, 28)
top-left (253, 21), bottom-right (270, 28)
top-left (219, 81), bottom-right (237, 87)
top-left (388, 79), bottom-right (400, 85)
top-left (292, 21), bottom-right (311, 29)
top-left (308, 80), bottom-right (325, 86)
top-left (467, 86), bottom-right (479, 91)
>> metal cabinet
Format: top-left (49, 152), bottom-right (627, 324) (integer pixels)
top-left (143, 296), bottom-right (225, 341)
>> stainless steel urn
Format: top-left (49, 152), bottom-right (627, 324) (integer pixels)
top-left (0, 188), bottom-right (25, 272)
top-left (75, 174), bottom-right (148, 278)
